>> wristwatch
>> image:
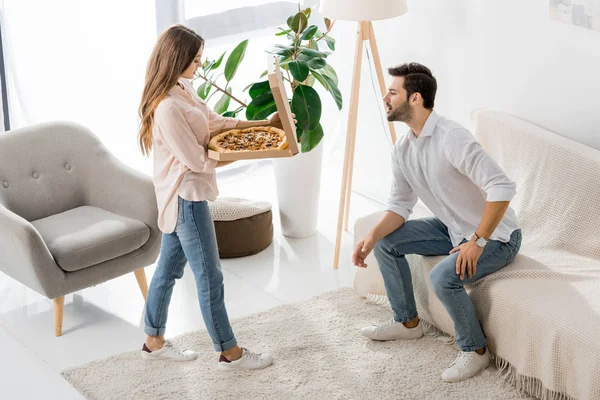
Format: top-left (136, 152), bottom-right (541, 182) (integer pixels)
top-left (474, 232), bottom-right (488, 248)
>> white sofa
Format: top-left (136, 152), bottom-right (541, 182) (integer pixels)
top-left (353, 109), bottom-right (600, 400)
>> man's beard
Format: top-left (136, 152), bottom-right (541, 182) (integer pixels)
top-left (387, 101), bottom-right (413, 122)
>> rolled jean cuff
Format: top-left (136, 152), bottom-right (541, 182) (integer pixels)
top-left (214, 336), bottom-right (237, 352)
top-left (459, 341), bottom-right (487, 352)
top-left (144, 325), bottom-right (166, 337)
top-left (393, 311), bottom-right (419, 324)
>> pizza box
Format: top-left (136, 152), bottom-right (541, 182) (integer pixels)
top-left (207, 56), bottom-right (299, 161)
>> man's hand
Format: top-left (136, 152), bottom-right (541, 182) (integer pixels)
top-left (449, 240), bottom-right (484, 280)
top-left (352, 237), bottom-right (376, 268)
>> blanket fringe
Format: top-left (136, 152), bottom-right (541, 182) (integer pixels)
top-left (494, 356), bottom-right (576, 400)
top-left (361, 293), bottom-right (576, 400)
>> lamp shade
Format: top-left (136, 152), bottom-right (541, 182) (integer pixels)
top-left (319, 0), bottom-right (408, 22)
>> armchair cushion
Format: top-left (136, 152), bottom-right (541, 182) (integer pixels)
top-left (31, 206), bottom-right (150, 272)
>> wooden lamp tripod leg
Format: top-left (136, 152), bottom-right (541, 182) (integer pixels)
top-left (334, 22), bottom-right (396, 269)
top-left (334, 21), bottom-right (365, 269)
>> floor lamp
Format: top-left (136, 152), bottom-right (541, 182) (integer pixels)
top-left (319, 0), bottom-right (409, 268)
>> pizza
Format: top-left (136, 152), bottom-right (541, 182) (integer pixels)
top-left (208, 126), bottom-right (288, 153)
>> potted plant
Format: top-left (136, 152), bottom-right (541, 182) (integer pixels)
top-left (195, 6), bottom-right (342, 237)
top-left (194, 39), bottom-right (249, 117)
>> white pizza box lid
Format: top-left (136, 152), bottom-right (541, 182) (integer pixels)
top-left (208, 56), bottom-right (299, 161)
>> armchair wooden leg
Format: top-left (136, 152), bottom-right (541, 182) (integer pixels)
top-left (53, 296), bottom-right (64, 337)
top-left (134, 268), bottom-right (148, 301)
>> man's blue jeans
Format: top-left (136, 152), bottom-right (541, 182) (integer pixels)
top-left (374, 217), bottom-right (522, 351)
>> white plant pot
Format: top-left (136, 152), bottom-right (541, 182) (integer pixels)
top-left (273, 142), bottom-right (324, 238)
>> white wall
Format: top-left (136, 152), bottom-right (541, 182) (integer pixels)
top-left (333, 0), bottom-right (600, 204)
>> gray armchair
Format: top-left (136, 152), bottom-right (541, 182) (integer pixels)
top-left (0, 122), bottom-right (161, 336)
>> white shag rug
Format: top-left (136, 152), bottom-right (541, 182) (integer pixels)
top-left (62, 288), bottom-right (533, 400)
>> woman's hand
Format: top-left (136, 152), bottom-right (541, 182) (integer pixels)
top-left (268, 112), bottom-right (296, 127)
top-left (268, 112), bottom-right (281, 126)
top-left (216, 161), bottom-right (235, 168)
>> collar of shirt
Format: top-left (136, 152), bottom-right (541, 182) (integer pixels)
top-left (408, 110), bottom-right (440, 142)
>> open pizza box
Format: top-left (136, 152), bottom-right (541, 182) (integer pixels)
top-left (207, 56), bottom-right (299, 161)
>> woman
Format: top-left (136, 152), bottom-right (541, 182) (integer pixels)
top-left (137, 24), bottom-right (277, 370)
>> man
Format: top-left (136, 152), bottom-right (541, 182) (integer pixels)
top-left (353, 63), bottom-right (522, 383)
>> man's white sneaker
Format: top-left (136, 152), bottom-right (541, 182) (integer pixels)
top-left (360, 318), bottom-right (424, 341)
top-left (218, 348), bottom-right (273, 371)
top-left (140, 341), bottom-right (198, 361)
top-left (442, 350), bottom-right (490, 382)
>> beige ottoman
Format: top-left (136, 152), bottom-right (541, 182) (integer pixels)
top-left (209, 197), bottom-right (273, 258)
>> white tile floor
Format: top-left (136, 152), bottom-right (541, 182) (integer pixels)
top-left (0, 158), bottom-right (383, 400)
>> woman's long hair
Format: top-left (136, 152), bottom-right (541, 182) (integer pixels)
top-left (138, 25), bottom-right (204, 156)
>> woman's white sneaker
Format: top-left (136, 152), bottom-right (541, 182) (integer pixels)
top-left (361, 318), bottom-right (424, 341)
top-left (218, 348), bottom-right (273, 371)
top-left (441, 350), bottom-right (490, 382)
top-left (141, 341), bottom-right (198, 361)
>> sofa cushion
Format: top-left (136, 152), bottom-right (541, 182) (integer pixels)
top-left (31, 206), bottom-right (150, 272)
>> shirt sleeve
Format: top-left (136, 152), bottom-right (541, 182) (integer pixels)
top-left (206, 106), bottom-right (239, 132)
top-left (155, 102), bottom-right (217, 174)
top-left (180, 78), bottom-right (239, 132)
top-left (385, 149), bottom-right (418, 221)
top-left (443, 128), bottom-right (516, 202)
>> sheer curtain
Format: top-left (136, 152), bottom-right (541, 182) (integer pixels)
top-left (1, 0), bottom-right (157, 174)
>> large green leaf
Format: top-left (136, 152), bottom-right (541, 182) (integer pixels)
top-left (197, 80), bottom-right (212, 100)
top-left (311, 71), bottom-right (329, 90)
top-left (298, 46), bottom-right (328, 58)
top-left (288, 60), bottom-right (310, 82)
top-left (276, 27), bottom-right (291, 36)
top-left (307, 57), bottom-right (327, 70)
top-left (322, 64), bottom-right (339, 86)
top-left (292, 84), bottom-right (321, 131)
top-left (214, 88), bottom-right (232, 114)
top-left (300, 25), bottom-right (318, 41)
top-left (222, 106), bottom-right (244, 118)
top-left (224, 39), bottom-right (248, 82)
top-left (246, 92), bottom-right (277, 120)
top-left (298, 54), bottom-right (326, 70)
top-left (248, 80), bottom-right (270, 99)
top-left (315, 31), bottom-right (335, 51)
top-left (300, 123), bottom-right (324, 152)
top-left (246, 102), bottom-right (278, 121)
top-left (203, 60), bottom-right (215, 72)
top-left (291, 12), bottom-right (307, 33)
top-left (211, 52), bottom-right (226, 70)
top-left (323, 35), bottom-right (335, 51)
top-left (276, 27), bottom-right (295, 41)
top-left (322, 74), bottom-right (343, 110)
top-left (266, 44), bottom-right (295, 58)
top-left (249, 90), bottom-right (275, 108)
